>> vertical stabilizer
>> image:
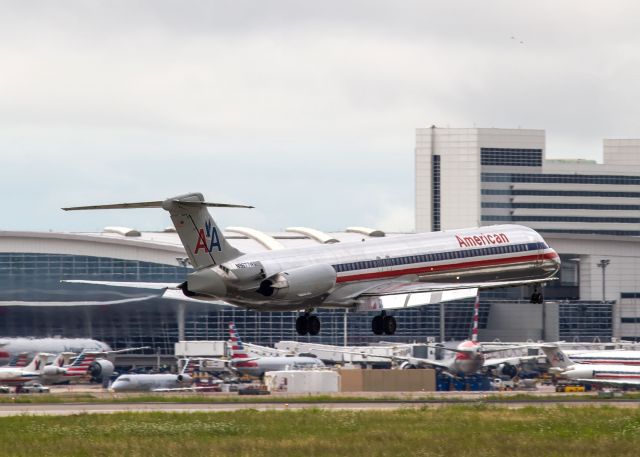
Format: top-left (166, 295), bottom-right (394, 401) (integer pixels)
top-left (24, 353), bottom-right (46, 373)
top-left (540, 345), bottom-right (574, 369)
top-left (65, 352), bottom-right (98, 376)
top-left (7, 352), bottom-right (28, 368)
top-left (471, 294), bottom-right (480, 343)
top-left (228, 322), bottom-right (250, 360)
top-left (162, 193), bottom-right (243, 269)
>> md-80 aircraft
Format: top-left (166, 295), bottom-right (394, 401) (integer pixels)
top-left (542, 345), bottom-right (640, 387)
top-left (64, 192), bottom-right (560, 336)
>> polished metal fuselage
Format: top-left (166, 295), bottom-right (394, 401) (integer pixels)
top-left (204, 224), bottom-right (560, 311)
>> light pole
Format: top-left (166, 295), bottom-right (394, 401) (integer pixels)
top-left (597, 259), bottom-right (610, 303)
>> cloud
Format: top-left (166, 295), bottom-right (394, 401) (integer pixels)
top-left (1, 1), bottom-right (639, 231)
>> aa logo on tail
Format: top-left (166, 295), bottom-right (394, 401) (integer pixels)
top-left (195, 220), bottom-right (222, 253)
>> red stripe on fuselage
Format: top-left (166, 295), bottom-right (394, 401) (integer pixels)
top-left (336, 252), bottom-right (558, 283)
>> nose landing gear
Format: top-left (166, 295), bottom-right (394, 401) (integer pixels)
top-left (296, 313), bottom-right (321, 336)
top-left (372, 311), bottom-right (396, 335)
top-left (530, 286), bottom-right (544, 304)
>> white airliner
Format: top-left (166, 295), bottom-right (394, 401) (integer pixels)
top-left (63, 192), bottom-right (560, 336)
top-left (350, 294), bottom-right (537, 376)
top-left (110, 372), bottom-right (194, 392)
top-left (227, 322), bottom-right (325, 378)
top-left (0, 338), bottom-right (111, 366)
top-left (563, 350), bottom-right (640, 366)
top-left (542, 345), bottom-right (640, 387)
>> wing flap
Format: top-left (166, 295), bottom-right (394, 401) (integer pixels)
top-left (359, 277), bottom-right (554, 297)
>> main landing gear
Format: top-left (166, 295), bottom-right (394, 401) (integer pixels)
top-left (530, 286), bottom-right (544, 304)
top-left (296, 312), bottom-right (321, 336)
top-left (372, 311), bottom-right (397, 336)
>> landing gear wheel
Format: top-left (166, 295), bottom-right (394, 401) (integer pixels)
top-left (296, 315), bottom-right (309, 336)
top-left (308, 315), bottom-right (321, 336)
top-left (530, 292), bottom-right (544, 304)
top-left (372, 315), bottom-right (384, 335)
top-left (383, 315), bottom-right (397, 335)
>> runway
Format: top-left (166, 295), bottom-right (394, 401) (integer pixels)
top-left (1, 399), bottom-right (639, 416)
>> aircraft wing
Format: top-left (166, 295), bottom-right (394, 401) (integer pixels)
top-left (62, 280), bottom-right (236, 306)
top-left (151, 385), bottom-right (221, 392)
top-left (572, 378), bottom-right (640, 387)
top-left (359, 278), bottom-right (553, 297)
top-left (336, 349), bottom-right (451, 370)
top-left (480, 344), bottom-right (542, 355)
top-left (63, 280), bottom-right (179, 289)
top-left (483, 355), bottom-right (541, 368)
top-left (338, 277), bottom-right (554, 311)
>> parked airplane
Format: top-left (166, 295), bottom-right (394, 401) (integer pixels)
top-left (0, 338), bottom-right (111, 366)
top-left (542, 344), bottom-right (640, 387)
top-left (351, 295), bottom-right (537, 377)
top-left (227, 322), bottom-right (325, 378)
top-left (563, 349), bottom-right (640, 366)
top-left (110, 372), bottom-right (194, 392)
top-left (0, 353), bottom-right (51, 385)
top-left (40, 347), bottom-right (149, 385)
top-left (63, 192), bottom-right (560, 335)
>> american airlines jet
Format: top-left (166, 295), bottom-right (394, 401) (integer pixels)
top-left (542, 345), bottom-right (640, 387)
top-left (64, 192), bottom-right (560, 336)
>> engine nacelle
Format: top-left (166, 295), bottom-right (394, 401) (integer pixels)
top-left (400, 362), bottom-right (418, 370)
top-left (177, 374), bottom-right (192, 384)
top-left (43, 365), bottom-right (66, 376)
top-left (89, 359), bottom-right (114, 383)
top-left (496, 363), bottom-right (519, 379)
top-left (257, 264), bottom-right (336, 300)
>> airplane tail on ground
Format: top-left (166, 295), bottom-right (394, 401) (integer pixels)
top-left (7, 353), bottom-right (29, 368)
top-left (471, 293), bottom-right (480, 344)
top-left (540, 344), bottom-right (574, 370)
top-left (228, 322), bottom-right (250, 360)
top-left (228, 322), bottom-right (258, 369)
top-left (24, 353), bottom-right (48, 373)
top-left (63, 193), bottom-right (252, 269)
top-left (64, 352), bottom-right (99, 376)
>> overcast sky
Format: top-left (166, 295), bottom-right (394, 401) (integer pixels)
top-left (2, 1), bottom-right (639, 233)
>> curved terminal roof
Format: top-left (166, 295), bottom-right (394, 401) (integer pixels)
top-left (224, 227), bottom-right (285, 250)
top-left (103, 226), bottom-right (141, 237)
top-left (346, 226), bottom-right (386, 237)
top-left (285, 227), bottom-right (339, 244)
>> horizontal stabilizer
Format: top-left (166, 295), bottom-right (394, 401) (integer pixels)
top-left (62, 200), bottom-right (253, 211)
top-left (62, 280), bottom-right (178, 290)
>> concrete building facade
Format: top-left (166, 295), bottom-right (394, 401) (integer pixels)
top-left (415, 127), bottom-right (640, 340)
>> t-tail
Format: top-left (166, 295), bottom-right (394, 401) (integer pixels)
top-left (161, 193), bottom-right (245, 269)
top-left (24, 353), bottom-right (47, 373)
top-left (540, 344), bottom-right (574, 370)
top-left (63, 192), bottom-right (252, 270)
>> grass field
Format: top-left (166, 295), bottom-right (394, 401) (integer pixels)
top-left (1, 405), bottom-right (639, 457)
